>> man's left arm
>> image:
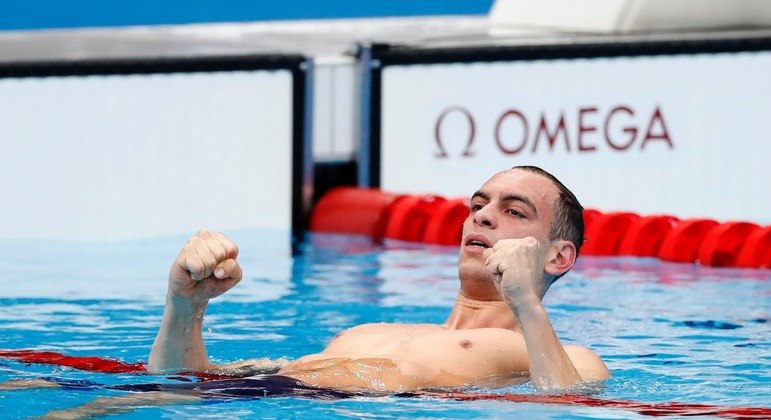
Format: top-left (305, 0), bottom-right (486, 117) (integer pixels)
top-left (485, 237), bottom-right (610, 391)
top-left (510, 297), bottom-right (610, 390)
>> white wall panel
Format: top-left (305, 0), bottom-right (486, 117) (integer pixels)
top-left (312, 58), bottom-right (359, 161)
top-left (0, 70), bottom-right (294, 240)
top-left (380, 52), bottom-right (771, 223)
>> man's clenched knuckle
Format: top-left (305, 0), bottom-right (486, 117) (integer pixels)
top-left (187, 259), bottom-right (203, 272)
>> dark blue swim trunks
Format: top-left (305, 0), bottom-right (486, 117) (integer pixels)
top-left (53, 375), bottom-right (359, 400)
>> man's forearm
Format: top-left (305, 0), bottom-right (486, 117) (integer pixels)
top-left (147, 296), bottom-right (211, 374)
top-left (513, 300), bottom-right (583, 391)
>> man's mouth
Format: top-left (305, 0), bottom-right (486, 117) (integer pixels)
top-left (464, 235), bottom-right (492, 249)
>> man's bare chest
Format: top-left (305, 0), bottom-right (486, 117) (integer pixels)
top-left (288, 323), bottom-right (532, 389)
top-left (327, 323), bottom-right (529, 369)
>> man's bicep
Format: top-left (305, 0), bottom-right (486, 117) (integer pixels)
top-left (564, 345), bottom-right (611, 381)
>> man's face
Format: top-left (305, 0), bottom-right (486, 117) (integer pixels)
top-left (458, 169), bottom-right (558, 274)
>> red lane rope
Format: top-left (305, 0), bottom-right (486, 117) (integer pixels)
top-left (434, 392), bottom-right (771, 419)
top-left (3, 349), bottom-right (769, 418)
top-left (309, 187), bottom-right (771, 269)
top-left (0, 349), bottom-right (235, 380)
top-left (0, 349), bottom-right (146, 374)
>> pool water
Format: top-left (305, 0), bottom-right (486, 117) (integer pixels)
top-left (0, 230), bottom-right (769, 419)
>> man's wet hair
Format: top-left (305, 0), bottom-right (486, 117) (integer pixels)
top-left (511, 165), bottom-right (585, 257)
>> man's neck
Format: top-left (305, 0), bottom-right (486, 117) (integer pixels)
top-left (443, 293), bottom-right (520, 330)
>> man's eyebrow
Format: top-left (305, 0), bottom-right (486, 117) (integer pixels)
top-left (471, 191), bottom-right (489, 201)
top-left (470, 190), bottom-right (538, 217)
top-left (501, 194), bottom-right (538, 217)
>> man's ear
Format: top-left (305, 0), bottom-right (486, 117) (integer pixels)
top-left (545, 240), bottom-right (577, 277)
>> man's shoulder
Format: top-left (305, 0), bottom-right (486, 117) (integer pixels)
top-left (563, 345), bottom-right (611, 381)
top-left (562, 344), bottom-right (601, 359)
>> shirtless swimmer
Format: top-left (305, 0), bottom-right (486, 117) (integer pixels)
top-left (147, 165), bottom-right (610, 392)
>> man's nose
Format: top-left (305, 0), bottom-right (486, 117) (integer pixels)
top-left (473, 205), bottom-right (496, 228)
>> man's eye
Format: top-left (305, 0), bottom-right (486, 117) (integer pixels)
top-left (507, 209), bottom-right (524, 218)
top-left (470, 204), bottom-right (483, 212)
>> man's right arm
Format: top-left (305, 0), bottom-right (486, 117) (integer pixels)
top-left (146, 230), bottom-right (243, 374)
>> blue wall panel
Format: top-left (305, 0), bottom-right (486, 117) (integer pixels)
top-left (0, 1), bottom-right (493, 31)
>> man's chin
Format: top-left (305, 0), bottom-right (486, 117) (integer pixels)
top-left (458, 259), bottom-right (490, 282)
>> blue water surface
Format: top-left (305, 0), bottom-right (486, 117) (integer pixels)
top-left (0, 230), bottom-right (769, 419)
